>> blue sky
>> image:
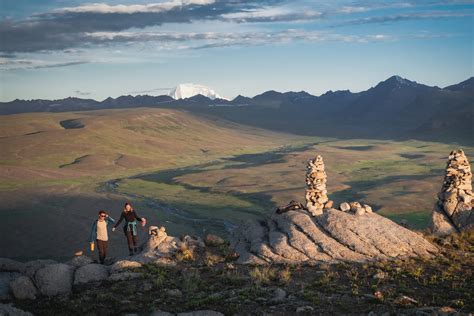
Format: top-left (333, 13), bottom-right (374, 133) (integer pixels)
top-left (0, 0), bottom-right (472, 101)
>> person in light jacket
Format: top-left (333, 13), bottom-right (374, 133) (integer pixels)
top-left (90, 210), bottom-right (115, 264)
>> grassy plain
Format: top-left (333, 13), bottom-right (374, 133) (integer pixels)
top-left (0, 107), bottom-right (472, 260)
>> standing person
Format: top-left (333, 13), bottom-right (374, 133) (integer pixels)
top-left (113, 202), bottom-right (146, 256)
top-left (89, 210), bottom-right (115, 264)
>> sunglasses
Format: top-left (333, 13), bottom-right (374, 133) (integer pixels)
top-left (99, 214), bottom-right (107, 218)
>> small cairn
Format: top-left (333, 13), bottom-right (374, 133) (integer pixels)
top-left (305, 155), bottom-right (332, 216)
top-left (430, 149), bottom-right (473, 236)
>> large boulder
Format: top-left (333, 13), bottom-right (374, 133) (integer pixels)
top-left (232, 209), bottom-right (438, 264)
top-left (35, 263), bottom-right (74, 297)
top-left (23, 259), bottom-right (57, 278)
top-left (110, 260), bottom-right (142, 274)
top-left (108, 272), bottom-right (142, 282)
top-left (68, 255), bottom-right (94, 268)
top-left (10, 276), bottom-right (38, 300)
top-left (204, 234), bottom-right (226, 247)
top-left (0, 272), bottom-right (21, 300)
top-left (430, 149), bottom-right (474, 236)
top-left (74, 264), bottom-right (109, 285)
top-left (0, 303), bottom-right (33, 316)
top-left (177, 311), bottom-right (224, 316)
top-left (0, 258), bottom-right (25, 273)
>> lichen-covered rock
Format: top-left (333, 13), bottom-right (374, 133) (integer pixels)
top-left (339, 202), bottom-right (350, 212)
top-left (108, 272), bottom-right (142, 282)
top-left (74, 264), bottom-right (109, 285)
top-left (23, 259), bottom-right (57, 278)
top-left (68, 255), bottom-right (94, 268)
top-left (430, 149), bottom-right (474, 236)
top-left (35, 263), bottom-right (74, 297)
top-left (110, 260), bottom-right (142, 274)
top-left (0, 303), bottom-right (33, 316)
top-left (0, 272), bottom-right (21, 300)
top-left (177, 311), bottom-right (224, 316)
top-left (10, 276), bottom-right (38, 300)
top-left (233, 209), bottom-right (438, 264)
top-left (204, 234), bottom-right (226, 247)
top-left (0, 258), bottom-right (25, 273)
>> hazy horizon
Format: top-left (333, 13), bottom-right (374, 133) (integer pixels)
top-left (1, 0), bottom-right (473, 101)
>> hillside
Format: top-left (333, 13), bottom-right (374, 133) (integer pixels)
top-left (0, 108), bottom-right (302, 260)
top-left (1, 76), bottom-right (472, 145)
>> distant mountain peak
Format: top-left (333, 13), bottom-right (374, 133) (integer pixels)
top-left (376, 75), bottom-right (424, 90)
top-left (168, 83), bottom-right (224, 100)
top-left (444, 77), bottom-right (474, 93)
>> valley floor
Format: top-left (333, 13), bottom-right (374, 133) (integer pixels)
top-left (0, 108), bottom-right (472, 260)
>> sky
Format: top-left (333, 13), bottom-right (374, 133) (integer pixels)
top-left (0, 0), bottom-right (473, 101)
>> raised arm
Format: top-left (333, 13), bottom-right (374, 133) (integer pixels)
top-left (106, 215), bottom-right (116, 225)
top-left (114, 212), bottom-right (125, 228)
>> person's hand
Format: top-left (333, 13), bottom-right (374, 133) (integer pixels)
top-left (141, 218), bottom-right (146, 227)
top-left (90, 242), bottom-right (95, 252)
top-left (112, 227), bottom-right (116, 232)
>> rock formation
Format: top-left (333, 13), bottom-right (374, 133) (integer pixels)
top-left (232, 153), bottom-right (439, 264)
top-left (305, 155), bottom-right (331, 216)
top-left (430, 149), bottom-right (474, 236)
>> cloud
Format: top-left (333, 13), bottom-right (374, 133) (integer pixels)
top-left (0, 59), bottom-right (89, 71)
top-left (75, 90), bottom-right (91, 96)
top-left (129, 87), bottom-right (173, 94)
top-left (221, 6), bottom-right (322, 23)
top-left (334, 10), bottom-right (473, 26)
top-left (85, 29), bottom-right (399, 50)
top-left (54, 0), bottom-right (216, 14)
top-left (0, 0), bottom-right (286, 53)
top-left (0, 0), bottom-right (470, 55)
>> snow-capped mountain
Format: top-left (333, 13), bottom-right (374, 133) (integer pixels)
top-left (168, 83), bottom-right (223, 100)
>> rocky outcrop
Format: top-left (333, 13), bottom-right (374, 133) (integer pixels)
top-left (430, 149), bottom-right (474, 236)
top-left (74, 264), bottom-right (109, 285)
top-left (0, 272), bottom-right (21, 300)
top-left (23, 259), bottom-right (57, 278)
top-left (232, 153), bottom-right (439, 264)
top-left (0, 303), bottom-right (33, 316)
top-left (305, 155), bottom-right (331, 216)
top-left (35, 263), bottom-right (74, 297)
top-left (232, 208), bottom-right (438, 264)
top-left (68, 255), bottom-right (94, 268)
top-left (10, 276), bottom-right (38, 300)
top-left (0, 258), bottom-right (25, 273)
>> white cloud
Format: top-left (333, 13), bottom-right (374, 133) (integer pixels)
top-left (55, 0), bottom-right (215, 14)
top-left (222, 6), bottom-right (322, 22)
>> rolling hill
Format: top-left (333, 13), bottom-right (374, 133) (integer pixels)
top-left (2, 75), bottom-right (471, 144)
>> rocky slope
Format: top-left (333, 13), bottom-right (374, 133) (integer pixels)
top-left (0, 150), bottom-right (472, 315)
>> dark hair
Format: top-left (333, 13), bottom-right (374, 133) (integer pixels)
top-left (98, 210), bottom-right (107, 216)
top-left (124, 202), bottom-right (133, 212)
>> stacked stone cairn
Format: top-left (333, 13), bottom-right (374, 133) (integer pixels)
top-left (305, 155), bottom-right (332, 216)
top-left (304, 154), bottom-right (373, 216)
top-left (430, 149), bottom-right (473, 236)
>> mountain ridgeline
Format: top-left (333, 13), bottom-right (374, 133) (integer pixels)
top-left (2, 76), bottom-right (473, 144)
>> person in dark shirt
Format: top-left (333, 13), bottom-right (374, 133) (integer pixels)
top-left (113, 202), bottom-right (146, 256)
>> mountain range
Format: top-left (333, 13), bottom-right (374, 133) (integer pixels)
top-left (1, 75), bottom-right (473, 144)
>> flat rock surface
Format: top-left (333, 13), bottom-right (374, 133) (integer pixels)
top-left (232, 208), bottom-right (438, 264)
